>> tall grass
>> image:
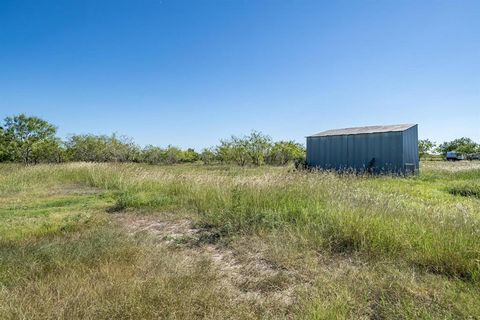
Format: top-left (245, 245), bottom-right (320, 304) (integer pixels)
top-left (1, 162), bottom-right (480, 318)
top-left (5, 162), bottom-right (478, 282)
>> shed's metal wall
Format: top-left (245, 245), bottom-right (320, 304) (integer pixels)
top-left (402, 125), bottom-right (419, 171)
top-left (307, 131), bottom-right (407, 173)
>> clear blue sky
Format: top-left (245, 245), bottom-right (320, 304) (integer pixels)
top-left (1, 0), bottom-right (479, 149)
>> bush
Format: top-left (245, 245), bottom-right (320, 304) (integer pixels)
top-left (268, 141), bottom-right (305, 165)
top-left (65, 134), bottom-right (139, 162)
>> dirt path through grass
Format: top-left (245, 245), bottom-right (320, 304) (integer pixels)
top-left (115, 213), bottom-right (303, 307)
top-left (2, 163), bottom-right (480, 318)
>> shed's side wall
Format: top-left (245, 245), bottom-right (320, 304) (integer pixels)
top-left (307, 132), bottom-right (404, 173)
top-left (402, 125), bottom-right (419, 170)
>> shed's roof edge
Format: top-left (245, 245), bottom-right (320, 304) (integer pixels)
top-left (307, 124), bottom-right (417, 138)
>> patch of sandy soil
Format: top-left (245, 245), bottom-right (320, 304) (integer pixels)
top-left (115, 214), bottom-right (304, 307)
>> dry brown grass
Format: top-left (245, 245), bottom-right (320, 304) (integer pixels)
top-left (1, 162), bottom-right (480, 319)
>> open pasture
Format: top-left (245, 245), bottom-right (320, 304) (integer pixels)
top-left (0, 161), bottom-right (479, 319)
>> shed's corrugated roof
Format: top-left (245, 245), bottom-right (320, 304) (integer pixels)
top-left (308, 124), bottom-right (416, 137)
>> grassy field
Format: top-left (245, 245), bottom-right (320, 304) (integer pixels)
top-left (1, 161), bottom-right (480, 319)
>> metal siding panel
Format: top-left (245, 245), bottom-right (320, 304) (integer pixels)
top-left (322, 137), bottom-right (326, 167)
top-left (373, 134), bottom-right (380, 171)
top-left (330, 136), bottom-right (338, 169)
top-left (394, 133), bottom-right (400, 171)
top-left (402, 131), bottom-right (409, 168)
top-left (325, 137), bottom-right (332, 168)
top-left (393, 132), bottom-right (403, 173)
top-left (351, 134), bottom-right (359, 170)
top-left (413, 125), bottom-right (419, 168)
top-left (391, 133), bottom-right (399, 171)
top-left (307, 138), bottom-right (312, 165)
top-left (315, 138), bottom-right (319, 167)
top-left (306, 126), bottom-right (415, 173)
top-left (347, 135), bottom-right (354, 170)
top-left (326, 136), bottom-right (333, 169)
top-left (319, 137), bottom-right (326, 167)
top-left (354, 134), bottom-right (367, 171)
top-left (312, 137), bottom-right (317, 167)
top-left (374, 134), bottom-right (382, 172)
top-left (361, 134), bottom-right (369, 170)
top-left (383, 133), bottom-right (391, 171)
top-left (307, 137), bottom-right (318, 167)
top-left (329, 136), bottom-right (335, 169)
top-left (320, 137), bottom-right (326, 167)
top-left (352, 135), bottom-right (360, 170)
top-left (340, 135), bottom-right (348, 170)
top-left (366, 134), bottom-right (375, 171)
top-left (335, 136), bottom-right (344, 169)
top-left (312, 137), bottom-right (317, 166)
top-left (390, 132), bottom-right (400, 172)
top-left (402, 125), bottom-right (419, 170)
top-left (315, 137), bottom-right (323, 167)
top-left (388, 133), bottom-right (396, 171)
top-left (380, 133), bottom-right (390, 171)
top-left (306, 137), bottom-right (312, 165)
top-left (399, 132), bottom-right (405, 172)
top-left (334, 136), bottom-right (341, 169)
top-left (329, 136), bottom-right (337, 169)
top-left (339, 135), bottom-right (345, 169)
top-left (317, 138), bottom-right (322, 167)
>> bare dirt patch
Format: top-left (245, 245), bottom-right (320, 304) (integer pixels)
top-left (115, 213), bottom-right (304, 307)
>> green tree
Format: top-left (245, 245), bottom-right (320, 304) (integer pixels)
top-left (437, 138), bottom-right (479, 156)
top-left (164, 145), bottom-right (183, 164)
top-left (105, 134), bottom-right (140, 162)
top-left (65, 134), bottom-right (139, 162)
top-left (3, 114), bottom-right (57, 164)
top-left (31, 138), bottom-right (64, 164)
top-left (216, 140), bottom-right (233, 164)
top-left (200, 148), bottom-right (216, 164)
top-left (65, 134), bottom-right (107, 162)
top-left (246, 131), bottom-right (272, 166)
top-left (267, 141), bottom-right (305, 165)
top-left (229, 136), bottom-right (250, 166)
top-left (0, 126), bottom-right (11, 162)
top-left (216, 137), bottom-right (250, 166)
top-left (418, 139), bottom-right (436, 158)
top-left (141, 145), bottom-right (166, 164)
top-left (182, 148), bottom-right (199, 163)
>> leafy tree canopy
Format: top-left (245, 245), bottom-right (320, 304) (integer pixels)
top-left (437, 137), bottom-right (479, 155)
top-left (2, 114), bottom-right (57, 163)
top-left (418, 139), bottom-right (437, 158)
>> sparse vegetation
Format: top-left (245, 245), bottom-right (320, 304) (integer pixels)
top-left (0, 114), bottom-right (306, 166)
top-left (2, 113), bottom-right (480, 318)
top-left (3, 114), bottom-right (480, 167)
top-left (1, 161), bottom-right (480, 319)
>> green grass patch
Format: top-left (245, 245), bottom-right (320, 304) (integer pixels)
top-left (447, 182), bottom-right (480, 198)
top-left (1, 162), bottom-right (480, 318)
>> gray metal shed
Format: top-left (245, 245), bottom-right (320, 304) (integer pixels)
top-left (306, 124), bottom-right (419, 174)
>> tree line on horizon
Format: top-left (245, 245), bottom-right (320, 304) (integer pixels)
top-left (0, 114), bottom-right (305, 166)
top-left (1, 114), bottom-right (479, 165)
top-left (418, 138), bottom-right (480, 159)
